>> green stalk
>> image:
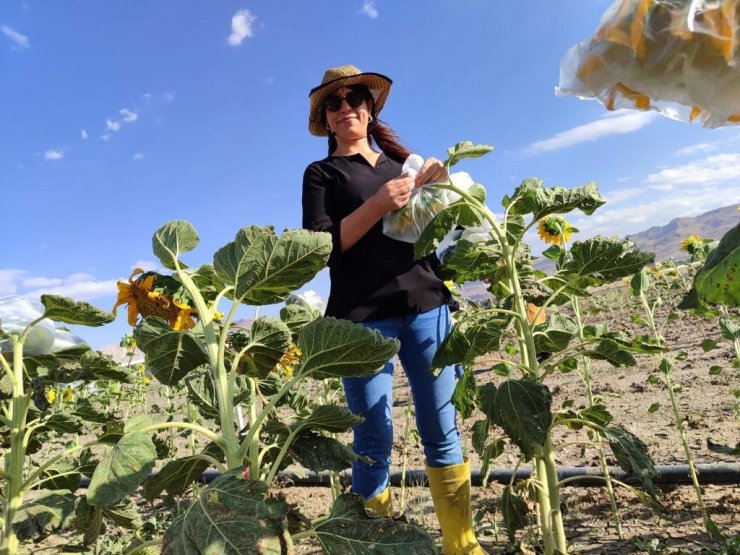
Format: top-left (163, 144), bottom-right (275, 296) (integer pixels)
top-left (571, 296), bottom-right (623, 539)
top-left (175, 268), bottom-right (241, 469)
top-left (638, 291), bottom-right (712, 536)
top-left (1, 336), bottom-right (30, 555)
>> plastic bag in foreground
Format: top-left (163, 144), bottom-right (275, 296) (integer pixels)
top-left (383, 154), bottom-right (474, 243)
top-left (558, 0), bottom-right (740, 128)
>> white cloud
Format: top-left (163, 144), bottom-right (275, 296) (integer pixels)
top-left (360, 1), bottom-right (379, 18)
top-left (133, 152), bottom-right (144, 160)
top-left (2, 25), bottom-right (29, 49)
top-left (674, 142), bottom-right (717, 157)
top-left (228, 9), bottom-right (256, 46)
top-left (163, 92), bottom-right (175, 103)
top-left (131, 260), bottom-right (160, 272)
top-left (81, 129), bottom-right (88, 139)
top-left (0, 270), bottom-right (118, 302)
top-left (645, 153), bottom-right (740, 189)
top-left (21, 277), bottom-right (63, 288)
top-left (106, 119), bottom-right (121, 132)
top-left (0, 270), bottom-right (26, 295)
top-left (101, 133), bottom-right (112, 142)
top-left (44, 149), bottom-right (64, 161)
top-left (526, 111), bottom-right (658, 154)
top-left (120, 108), bottom-right (138, 122)
top-left (603, 187), bottom-right (643, 205)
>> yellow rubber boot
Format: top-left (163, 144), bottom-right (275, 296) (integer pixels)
top-left (427, 457), bottom-right (487, 555)
top-left (364, 486), bottom-right (393, 517)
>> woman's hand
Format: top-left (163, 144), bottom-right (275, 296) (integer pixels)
top-left (372, 174), bottom-right (415, 213)
top-left (415, 157), bottom-right (447, 187)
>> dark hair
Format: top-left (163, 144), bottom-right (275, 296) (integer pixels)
top-left (322, 85), bottom-right (411, 163)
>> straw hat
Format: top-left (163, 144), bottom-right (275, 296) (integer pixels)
top-left (308, 64), bottom-right (392, 136)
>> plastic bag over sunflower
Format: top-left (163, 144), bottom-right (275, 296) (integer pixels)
top-left (558, 0), bottom-right (740, 127)
top-left (383, 154), bottom-right (477, 243)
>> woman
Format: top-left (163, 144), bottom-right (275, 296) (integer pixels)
top-left (302, 65), bottom-right (485, 555)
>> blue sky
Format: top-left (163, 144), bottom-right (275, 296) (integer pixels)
top-left (2, 0), bottom-right (739, 349)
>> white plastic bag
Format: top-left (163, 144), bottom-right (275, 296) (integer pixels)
top-left (0, 296), bottom-right (56, 355)
top-left (558, 0), bottom-right (740, 127)
top-left (383, 154), bottom-right (475, 243)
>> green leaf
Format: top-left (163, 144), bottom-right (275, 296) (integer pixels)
top-left (74, 397), bottom-right (110, 424)
top-left (584, 340), bottom-right (636, 367)
top-left (75, 497), bottom-right (104, 546)
top-left (142, 455), bottom-right (211, 501)
top-left (478, 383), bottom-right (497, 422)
top-left (87, 432), bottom-right (157, 506)
top-left (102, 497), bottom-right (143, 530)
top-left (533, 313), bottom-right (578, 353)
top-left (297, 317), bottom-right (398, 380)
top-left (451, 366), bottom-right (477, 419)
top-left (709, 365), bottom-right (723, 375)
top-left (414, 198), bottom-right (486, 260)
top-left (504, 178), bottom-right (605, 218)
top-left (604, 425), bottom-right (658, 497)
top-left (13, 490), bottom-right (75, 540)
top-left (501, 486), bottom-right (529, 540)
top-left (630, 268), bottom-right (650, 296)
top-left (213, 226), bottom-right (331, 305)
top-left (280, 303), bottom-right (317, 339)
top-left (314, 493), bottom-right (436, 554)
top-left (445, 141), bottom-right (494, 167)
top-left (719, 318), bottom-right (740, 341)
top-left (701, 338), bottom-right (719, 352)
top-left (471, 419), bottom-right (490, 455)
top-left (432, 309), bottom-right (507, 370)
top-left (134, 317), bottom-right (209, 386)
top-left (188, 264), bottom-right (225, 304)
top-left (152, 220), bottom-right (199, 270)
top-left (693, 223), bottom-right (740, 307)
top-left (290, 433), bottom-right (359, 472)
top-left (40, 295), bottom-right (114, 327)
top-left (296, 404), bottom-right (364, 434)
top-left (233, 317), bottom-right (291, 378)
top-left (648, 402), bottom-right (661, 413)
top-left (558, 237), bottom-right (654, 288)
top-left (439, 239), bottom-right (502, 283)
top-left (493, 379), bottom-right (552, 460)
top-left (161, 471), bottom-right (291, 555)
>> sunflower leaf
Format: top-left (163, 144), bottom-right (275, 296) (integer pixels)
top-left (296, 317), bottom-right (398, 380)
top-left (558, 237), bottom-right (654, 288)
top-left (13, 490), bottom-right (76, 540)
top-left (503, 178), bottom-right (605, 218)
top-left (688, 223), bottom-right (740, 307)
top-left (431, 308), bottom-right (508, 370)
top-left (289, 433), bottom-right (359, 473)
top-left (40, 295), bottom-right (114, 327)
top-left (152, 220), bottom-right (199, 270)
top-left (87, 432), bottom-right (157, 507)
top-left (603, 425), bottom-right (658, 498)
top-left (314, 494), bottom-right (436, 554)
top-left (213, 226), bottom-right (331, 306)
top-left (293, 405), bottom-right (364, 434)
top-left (231, 317), bottom-right (291, 378)
top-left (493, 379), bottom-right (552, 460)
top-left (445, 141), bottom-right (494, 168)
top-left (134, 317), bottom-right (209, 386)
top-left (501, 486), bottom-right (529, 540)
top-left (414, 196), bottom-right (486, 260)
top-left (533, 313), bottom-right (578, 353)
top-left (161, 472), bottom-right (291, 555)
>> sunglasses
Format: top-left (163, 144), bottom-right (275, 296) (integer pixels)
top-left (324, 89), bottom-right (368, 112)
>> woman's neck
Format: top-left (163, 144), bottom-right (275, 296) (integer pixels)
top-left (332, 136), bottom-right (376, 157)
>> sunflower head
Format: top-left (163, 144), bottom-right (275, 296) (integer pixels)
top-left (113, 268), bottom-right (197, 330)
top-left (46, 388), bottom-right (57, 404)
top-left (680, 235), bottom-right (703, 255)
top-left (537, 215), bottom-right (575, 246)
top-left (62, 385), bottom-right (74, 403)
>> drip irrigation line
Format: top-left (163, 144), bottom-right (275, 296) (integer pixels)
top-left (76, 463), bottom-right (739, 489)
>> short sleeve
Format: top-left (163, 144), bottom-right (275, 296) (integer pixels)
top-left (302, 163), bottom-right (342, 267)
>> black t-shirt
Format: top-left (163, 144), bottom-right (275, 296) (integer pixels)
top-left (302, 151), bottom-right (450, 322)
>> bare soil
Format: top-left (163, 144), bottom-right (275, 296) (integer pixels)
top-left (283, 293), bottom-right (740, 554)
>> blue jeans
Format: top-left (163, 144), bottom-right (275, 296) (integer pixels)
top-left (343, 304), bottom-right (463, 500)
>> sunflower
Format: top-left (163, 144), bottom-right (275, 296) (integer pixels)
top-left (537, 215), bottom-right (575, 246)
top-left (112, 268), bottom-right (197, 330)
top-left (62, 385), bottom-right (74, 403)
top-left (273, 344), bottom-right (302, 378)
top-left (46, 388), bottom-right (56, 404)
top-left (680, 235), bottom-right (703, 255)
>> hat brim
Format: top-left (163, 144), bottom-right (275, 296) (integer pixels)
top-left (308, 72), bottom-right (392, 136)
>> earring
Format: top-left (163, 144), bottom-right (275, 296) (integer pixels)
top-left (368, 116), bottom-right (373, 122)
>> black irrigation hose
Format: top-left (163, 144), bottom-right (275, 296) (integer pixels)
top-left (77, 463), bottom-right (740, 489)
